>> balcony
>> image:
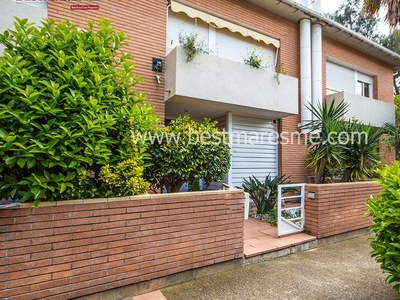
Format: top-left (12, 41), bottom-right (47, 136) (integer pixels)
top-left (165, 47), bottom-right (298, 120)
top-left (326, 91), bottom-right (395, 127)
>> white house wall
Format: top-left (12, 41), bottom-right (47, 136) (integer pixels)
top-left (0, 1), bottom-right (47, 53)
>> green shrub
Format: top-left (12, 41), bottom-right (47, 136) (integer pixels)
top-left (99, 157), bottom-right (150, 197)
top-left (240, 174), bottom-right (291, 214)
top-left (0, 18), bottom-right (158, 206)
top-left (367, 161), bottom-right (400, 294)
top-left (144, 115), bottom-right (231, 193)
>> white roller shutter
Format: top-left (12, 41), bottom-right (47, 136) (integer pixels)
top-left (326, 61), bottom-right (355, 94)
top-left (215, 27), bottom-right (275, 69)
top-left (230, 115), bottom-right (278, 188)
top-left (167, 11), bottom-right (209, 51)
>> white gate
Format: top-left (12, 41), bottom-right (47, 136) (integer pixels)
top-left (277, 183), bottom-right (305, 237)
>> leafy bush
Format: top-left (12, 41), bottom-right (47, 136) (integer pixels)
top-left (240, 174), bottom-right (291, 214)
top-left (145, 115), bottom-right (230, 193)
top-left (0, 18), bottom-right (158, 206)
top-left (367, 161), bottom-right (400, 294)
top-left (99, 157), bottom-right (150, 197)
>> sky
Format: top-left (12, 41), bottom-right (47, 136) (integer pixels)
top-left (305, 0), bottom-right (390, 35)
top-left (320, 0), bottom-right (343, 14)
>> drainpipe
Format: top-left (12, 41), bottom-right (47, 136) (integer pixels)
top-left (311, 0), bottom-right (322, 118)
top-left (312, 23), bottom-right (322, 114)
top-left (300, 0), bottom-right (312, 130)
top-left (300, 17), bottom-right (312, 130)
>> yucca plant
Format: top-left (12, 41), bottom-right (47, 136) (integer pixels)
top-left (240, 174), bottom-right (291, 214)
top-left (301, 100), bottom-right (349, 183)
top-left (340, 121), bottom-right (382, 182)
top-left (382, 122), bottom-right (400, 160)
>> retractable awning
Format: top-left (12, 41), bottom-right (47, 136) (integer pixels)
top-left (171, 1), bottom-right (280, 48)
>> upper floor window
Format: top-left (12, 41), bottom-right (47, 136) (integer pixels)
top-left (357, 80), bottom-right (370, 98)
top-left (326, 61), bottom-right (374, 99)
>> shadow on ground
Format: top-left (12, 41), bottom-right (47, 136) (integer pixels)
top-left (161, 235), bottom-right (398, 300)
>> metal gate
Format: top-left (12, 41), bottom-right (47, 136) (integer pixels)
top-left (277, 183), bottom-right (305, 237)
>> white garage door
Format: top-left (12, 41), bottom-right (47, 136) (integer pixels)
top-left (230, 114), bottom-right (278, 188)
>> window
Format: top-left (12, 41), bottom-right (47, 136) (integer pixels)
top-left (326, 61), bottom-right (374, 98)
top-left (357, 80), bottom-right (370, 98)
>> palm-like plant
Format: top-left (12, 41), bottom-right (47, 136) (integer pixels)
top-left (362, 0), bottom-right (400, 27)
top-left (382, 122), bottom-right (400, 159)
top-left (301, 100), bottom-right (349, 183)
top-left (240, 174), bottom-right (291, 214)
top-left (340, 121), bottom-right (382, 182)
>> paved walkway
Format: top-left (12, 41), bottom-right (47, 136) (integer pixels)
top-left (159, 235), bottom-right (398, 300)
top-left (243, 218), bottom-right (316, 257)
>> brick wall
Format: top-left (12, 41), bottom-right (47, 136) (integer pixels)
top-left (48, 0), bottom-right (167, 118)
top-left (305, 182), bottom-right (381, 239)
top-left (323, 37), bottom-right (394, 103)
top-left (0, 190), bottom-right (244, 300)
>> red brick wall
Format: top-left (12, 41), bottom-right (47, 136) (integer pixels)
top-left (48, 0), bottom-right (167, 118)
top-left (305, 182), bottom-right (381, 238)
top-left (0, 190), bottom-right (244, 300)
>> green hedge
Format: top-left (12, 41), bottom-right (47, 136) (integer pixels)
top-left (367, 161), bottom-right (400, 294)
top-left (0, 18), bottom-right (158, 206)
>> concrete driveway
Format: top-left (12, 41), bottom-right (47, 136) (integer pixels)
top-left (161, 235), bottom-right (398, 300)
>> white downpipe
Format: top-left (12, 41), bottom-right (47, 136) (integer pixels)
top-left (312, 23), bottom-right (322, 114)
top-left (300, 18), bottom-right (312, 129)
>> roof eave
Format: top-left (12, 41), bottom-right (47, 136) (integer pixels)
top-left (245, 0), bottom-right (400, 71)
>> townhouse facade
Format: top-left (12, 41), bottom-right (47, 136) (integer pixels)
top-left (3, 0), bottom-right (399, 185)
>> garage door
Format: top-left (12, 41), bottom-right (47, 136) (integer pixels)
top-left (230, 114), bottom-right (278, 188)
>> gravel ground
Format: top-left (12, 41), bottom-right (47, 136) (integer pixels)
top-left (162, 235), bottom-right (398, 300)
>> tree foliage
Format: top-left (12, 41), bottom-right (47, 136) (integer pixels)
top-left (145, 115), bottom-right (231, 193)
top-left (362, 0), bottom-right (400, 27)
top-left (325, 0), bottom-right (380, 41)
top-left (0, 18), bottom-right (158, 206)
